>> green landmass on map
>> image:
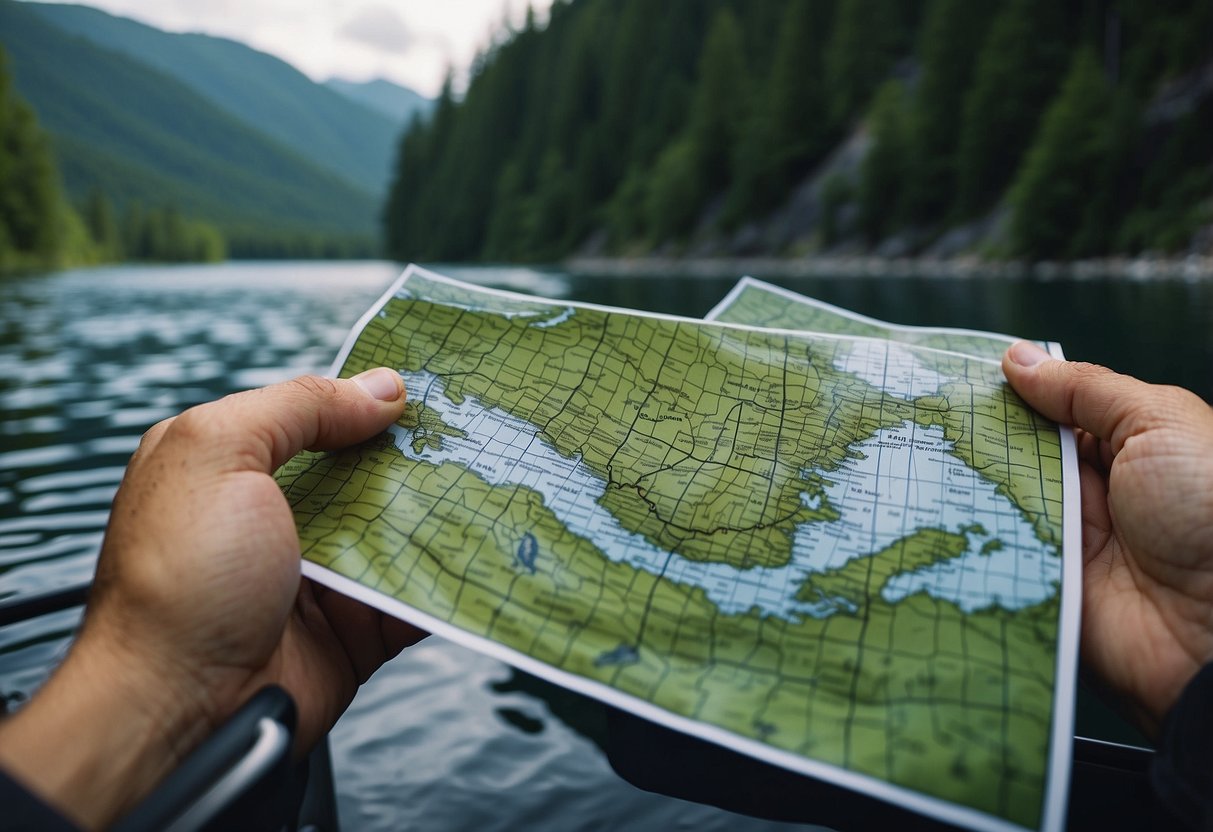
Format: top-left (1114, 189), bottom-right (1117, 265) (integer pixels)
top-left (710, 280), bottom-right (1027, 362)
top-left (277, 272), bottom-right (1066, 829)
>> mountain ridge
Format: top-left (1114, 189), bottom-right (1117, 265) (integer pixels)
top-left (325, 77), bottom-right (432, 127)
top-left (20, 1), bottom-right (404, 196)
top-left (0, 0), bottom-right (378, 238)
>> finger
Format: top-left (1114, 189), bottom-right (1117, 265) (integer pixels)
top-left (313, 587), bottom-right (426, 683)
top-left (1075, 429), bottom-right (1111, 477)
top-left (158, 369), bottom-right (406, 475)
top-left (1002, 341), bottom-right (1199, 452)
top-left (1076, 456), bottom-right (1113, 564)
top-left (121, 416), bottom-right (176, 480)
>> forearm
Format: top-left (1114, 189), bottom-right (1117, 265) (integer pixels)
top-left (0, 629), bottom-right (211, 830)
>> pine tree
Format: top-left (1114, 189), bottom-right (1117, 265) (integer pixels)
top-left (1009, 49), bottom-right (1114, 258)
top-left (83, 189), bottom-right (120, 260)
top-left (121, 203), bottom-right (145, 259)
top-left (646, 138), bottom-right (703, 242)
top-left (901, 0), bottom-right (1000, 222)
top-left (687, 7), bottom-right (749, 194)
top-left (953, 0), bottom-right (1071, 218)
top-left (824, 0), bottom-right (901, 128)
top-left (858, 80), bottom-right (911, 242)
top-left (0, 46), bottom-right (62, 266)
top-left (726, 0), bottom-right (834, 225)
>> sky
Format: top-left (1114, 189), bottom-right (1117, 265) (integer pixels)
top-left (29, 0), bottom-right (554, 98)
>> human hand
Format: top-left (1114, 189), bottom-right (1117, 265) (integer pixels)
top-left (1003, 342), bottom-right (1213, 736)
top-left (0, 369), bottom-right (425, 829)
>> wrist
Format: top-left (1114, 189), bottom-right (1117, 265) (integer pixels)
top-left (0, 626), bottom-right (214, 829)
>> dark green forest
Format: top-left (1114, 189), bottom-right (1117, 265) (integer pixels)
top-left (384, 0), bottom-right (1213, 263)
top-left (0, 46), bottom-right (226, 271)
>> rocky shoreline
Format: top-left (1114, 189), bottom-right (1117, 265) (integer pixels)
top-left (565, 254), bottom-right (1213, 281)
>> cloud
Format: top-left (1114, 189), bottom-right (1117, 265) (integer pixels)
top-left (339, 4), bottom-right (414, 54)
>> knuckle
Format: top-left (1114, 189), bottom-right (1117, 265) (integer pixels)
top-left (165, 404), bottom-right (221, 445)
top-left (139, 416), bottom-right (174, 448)
top-left (288, 374), bottom-right (342, 402)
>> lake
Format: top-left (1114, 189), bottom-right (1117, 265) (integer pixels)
top-left (1, 260), bottom-right (1209, 830)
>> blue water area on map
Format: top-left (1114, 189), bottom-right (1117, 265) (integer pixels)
top-left (393, 370), bottom-right (1059, 621)
top-left (833, 339), bottom-right (951, 399)
top-left (516, 533), bottom-right (539, 573)
top-left (593, 644), bottom-right (639, 667)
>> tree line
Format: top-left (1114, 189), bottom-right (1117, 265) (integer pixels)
top-left (384, 0), bottom-right (1212, 263)
top-left (1, 47), bottom-right (226, 273)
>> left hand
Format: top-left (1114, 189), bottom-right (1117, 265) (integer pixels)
top-left (0, 369), bottom-right (425, 830)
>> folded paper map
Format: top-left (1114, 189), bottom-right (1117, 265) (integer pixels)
top-left (276, 266), bottom-right (1079, 832)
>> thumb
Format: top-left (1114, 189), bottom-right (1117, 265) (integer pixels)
top-left (1002, 341), bottom-right (1176, 452)
top-left (164, 368), bottom-right (407, 475)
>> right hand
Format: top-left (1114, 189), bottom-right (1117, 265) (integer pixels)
top-left (1002, 341), bottom-right (1213, 734)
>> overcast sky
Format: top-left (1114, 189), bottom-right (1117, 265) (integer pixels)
top-left (30, 0), bottom-right (554, 97)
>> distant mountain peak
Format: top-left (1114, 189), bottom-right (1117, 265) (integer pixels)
top-left (325, 76), bottom-right (433, 125)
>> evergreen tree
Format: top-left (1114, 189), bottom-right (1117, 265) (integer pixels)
top-left (901, 0), bottom-right (1000, 222)
top-left (858, 80), bottom-right (911, 242)
top-left (824, 0), bottom-right (901, 128)
top-left (646, 138), bottom-right (703, 242)
top-left (953, 0), bottom-right (1071, 218)
top-left (1009, 49), bottom-right (1115, 258)
top-left (121, 202), bottom-right (145, 259)
top-left (483, 162), bottom-right (529, 261)
top-left (1116, 98), bottom-right (1213, 253)
top-left (726, 0), bottom-right (834, 225)
top-left (607, 165), bottom-right (649, 245)
top-left (83, 188), bottom-right (121, 260)
top-left (687, 7), bottom-right (749, 193)
top-left (818, 171), bottom-right (853, 247)
top-left (0, 46), bottom-right (62, 267)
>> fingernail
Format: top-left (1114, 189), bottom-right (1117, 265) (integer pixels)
top-left (352, 368), bottom-right (403, 401)
top-left (1008, 341), bottom-right (1052, 368)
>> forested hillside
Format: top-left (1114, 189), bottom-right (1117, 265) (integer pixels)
top-left (0, 45), bottom-right (223, 272)
top-left (22, 2), bottom-right (403, 196)
top-left (0, 0), bottom-right (384, 259)
top-left (384, 0), bottom-right (1213, 263)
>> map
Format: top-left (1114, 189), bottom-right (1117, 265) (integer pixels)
top-left (276, 266), bottom-right (1079, 832)
top-left (706, 276), bottom-right (1047, 360)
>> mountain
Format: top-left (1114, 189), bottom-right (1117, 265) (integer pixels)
top-left (0, 0), bottom-right (377, 238)
top-left (326, 77), bottom-right (432, 127)
top-left (20, 1), bottom-right (401, 197)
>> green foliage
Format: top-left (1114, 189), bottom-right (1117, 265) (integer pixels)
top-left (118, 203), bottom-right (226, 262)
top-left (859, 81), bottom-right (912, 241)
top-left (606, 166), bottom-right (649, 246)
top-left (727, 0), bottom-right (834, 225)
top-left (819, 171), bottom-right (853, 247)
top-left (901, 0), bottom-right (1000, 222)
top-left (1116, 98), bottom-right (1213, 253)
top-left (687, 8), bottom-right (750, 193)
top-left (0, 45), bottom-right (61, 268)
top-left (1009, 49), bottom-right (1116, 258)
top-left (824, 0), bottom-right (904, 128)
top-left (382, 0), bottom-right (1213, 262)
top-left (646, 139), bottom-right (704, 242)
top-left (83, 189), bottom-right (120, 260)
top-left (953, 0), bottom-right (1072, 218)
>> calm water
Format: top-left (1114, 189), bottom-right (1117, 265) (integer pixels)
top-left (1, 261), bottom-right (1210, 828)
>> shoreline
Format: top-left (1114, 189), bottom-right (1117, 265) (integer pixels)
top-left (564, 254), bottom-right (1213, 281)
